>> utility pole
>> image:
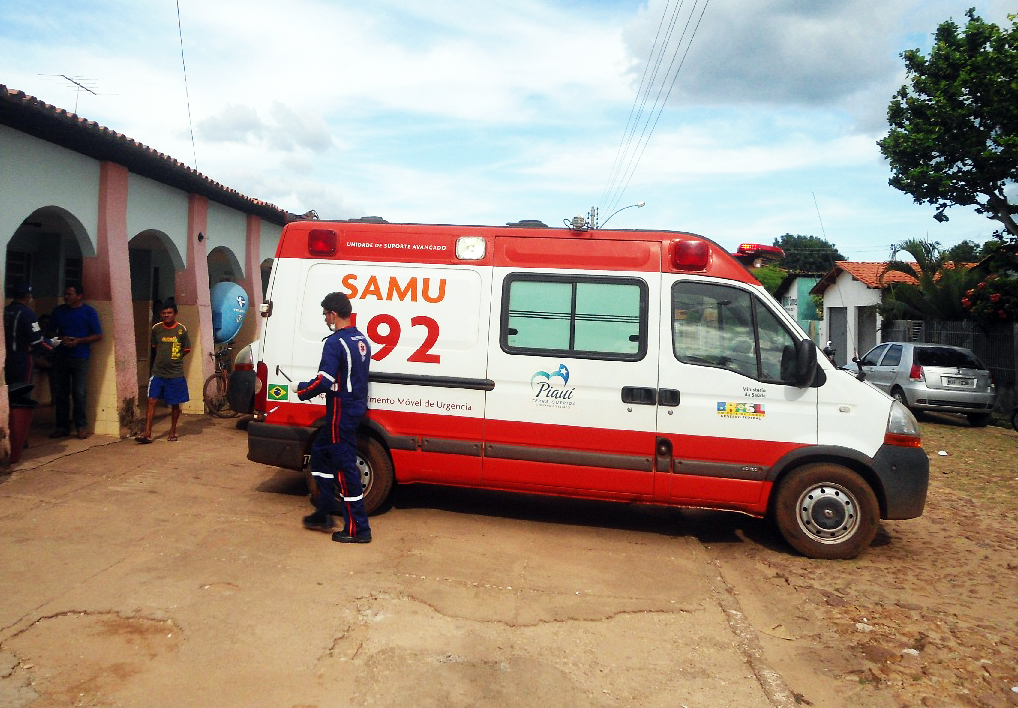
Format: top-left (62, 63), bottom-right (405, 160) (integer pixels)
top-left (589, 206), bottom-right (598, 230)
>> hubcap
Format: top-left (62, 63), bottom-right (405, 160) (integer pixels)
top-left (356, 453), bottom-right (371, 491)
top-left (795, 483), bottom-right (859, 544)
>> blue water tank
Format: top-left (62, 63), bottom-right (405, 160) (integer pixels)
top-left (210, 282), bottom-right (249, 344)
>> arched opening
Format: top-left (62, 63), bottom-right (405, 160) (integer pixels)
top-left (207, 246), bottom-right (243, 289)
top-left (4, 206), bottom-right (91, 406)
top-left (129, 229), bottom-right (182, 400)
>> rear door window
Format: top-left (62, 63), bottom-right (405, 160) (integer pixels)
top-left (880, 344), bottom-right (903, 367)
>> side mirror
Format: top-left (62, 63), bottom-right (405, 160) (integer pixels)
top-left (780, 340), bottom-right (818, 388)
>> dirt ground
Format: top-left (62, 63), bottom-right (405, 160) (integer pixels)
top-left (0, 410), bottom-right (1015, 707)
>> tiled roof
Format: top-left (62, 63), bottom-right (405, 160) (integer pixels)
top-left (0, 84), bottom-right (291, 225)
top-left (810, 261), bottom-right (917, 295)
top-left (810, 260), bottom-right (974, 295)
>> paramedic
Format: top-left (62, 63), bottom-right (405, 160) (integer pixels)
top-left (297, 292), bottom-right (373, 544)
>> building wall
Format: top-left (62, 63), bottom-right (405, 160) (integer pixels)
top-left (0, 124), bottom-right (287, 455)
top-left (819, 272), bottom-right (884, 365)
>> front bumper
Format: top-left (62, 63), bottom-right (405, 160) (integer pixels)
top-left (871, 443), bottom-right (929, 519)
top-left (247, 421), bottom-right (315, 470)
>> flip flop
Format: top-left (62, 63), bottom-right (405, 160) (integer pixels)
top-left (168, 435), bottom-right (179, 442)
top-left (135, 436), bottom-right (152, 444)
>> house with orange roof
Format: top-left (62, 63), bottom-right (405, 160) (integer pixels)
top-left (809, 262), bottom-right (919, 367)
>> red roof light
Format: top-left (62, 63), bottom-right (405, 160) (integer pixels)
top-left (308, 229), bottom-right (337, 256)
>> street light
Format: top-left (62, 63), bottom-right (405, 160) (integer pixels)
top-left (599, 201), bottom-right (645, 228)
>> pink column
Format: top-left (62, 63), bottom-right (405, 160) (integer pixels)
top-left (175, 195), bottom-right (213, 386)
top-left (82, 162), bottom-right (138, 437)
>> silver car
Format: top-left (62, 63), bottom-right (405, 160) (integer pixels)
top-left (855, 342), bottom-right (996, 426)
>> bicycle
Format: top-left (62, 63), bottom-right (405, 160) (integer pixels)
top-left (203, 343), bottom-right (238, 418)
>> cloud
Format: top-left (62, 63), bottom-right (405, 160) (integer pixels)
top-left (623, 0), bottom-right (906, 107)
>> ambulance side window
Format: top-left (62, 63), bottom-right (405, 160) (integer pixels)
top-left (671, 281), bottom-right (797, 383)
top-left (501, 274), bottom-right (647, 361)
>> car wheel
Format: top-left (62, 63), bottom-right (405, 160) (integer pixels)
top-left (772, 463), bottom-right (880, 560)
top-left (306, 435), bottom-right (395, 515)
top-left (891, 388), bottom-right (909, 407)
top-left (967, 412), bottom-right (992, 427)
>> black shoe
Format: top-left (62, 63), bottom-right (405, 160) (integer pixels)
top-left (302, 512), bottom-right (333, 532)
top-left (332, 532), bottom-right (371, 544)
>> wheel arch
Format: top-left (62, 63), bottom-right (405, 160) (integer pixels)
top-left (767, 446), bottom-right (888, 519)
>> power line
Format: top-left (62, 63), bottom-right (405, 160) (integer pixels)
top-left (598, 0), bottom-right (711, 216)
top-left (176, 0), bottom-right (198, 172)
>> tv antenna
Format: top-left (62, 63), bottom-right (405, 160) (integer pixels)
top-left (40, 74), bottom-right (100, 113)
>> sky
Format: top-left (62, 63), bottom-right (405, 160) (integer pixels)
top-left (1, 0), bottom-right (1013, 261)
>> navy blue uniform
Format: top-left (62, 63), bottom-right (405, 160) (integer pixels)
top-left (297, 326), bottom-right (372, 537)
top-left (4, 301), bottom-right (45, 385)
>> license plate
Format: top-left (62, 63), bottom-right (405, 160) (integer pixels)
top-left (943, 376), bottom-right (973, 387)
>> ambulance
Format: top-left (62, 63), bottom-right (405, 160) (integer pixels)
top-left (241, 219), bottom-right (928, 559)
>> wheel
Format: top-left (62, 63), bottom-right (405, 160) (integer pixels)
top-left (202, 372), bottom-right (237, 418)
top-left (891, 388), bottom-right (909, 407)
top-left (772, 463), bottom-right (880, 560)
top-left (306, 435), bottom-right (395, 515)
top-left (967, 412), bottom-right (992, 427)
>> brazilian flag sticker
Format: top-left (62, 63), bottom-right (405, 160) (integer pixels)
top-left (267, 384), bottom-right (288, 401)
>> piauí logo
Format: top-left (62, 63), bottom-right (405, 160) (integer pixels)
top-left (530, 364), bottom-right (576, 407)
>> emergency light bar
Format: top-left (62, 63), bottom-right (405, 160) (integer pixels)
top-left (671, 240), bottom-right (709, 271)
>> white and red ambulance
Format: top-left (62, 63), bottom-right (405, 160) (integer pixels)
top-left (240, 219), bottom-right (928, 559)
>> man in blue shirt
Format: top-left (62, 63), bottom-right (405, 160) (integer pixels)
top-left (297, 292), bottom-right (373, 543)
top-left (49, 283), bottom-right (103, 439)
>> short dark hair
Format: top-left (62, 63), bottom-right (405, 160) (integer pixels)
top-left (321, 292), bottom-right (352, 318)
top-left (65, 282), bottom-right (83, 295)
top-left (159, 298), bottom-right (178, 314)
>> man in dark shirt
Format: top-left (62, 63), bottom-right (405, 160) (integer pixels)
top-left (297, 292), bottom-right (373, 543)
top-left (137, 299), bottom-right (191, 444)
top-left (4, 282), bottom-right (49, 387)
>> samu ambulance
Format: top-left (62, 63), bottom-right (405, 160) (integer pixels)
top-left (241, 220), bottom-right (928, 559)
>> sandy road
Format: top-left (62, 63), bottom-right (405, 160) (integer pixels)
top-left (0, 413), bottom-right (1013, 707)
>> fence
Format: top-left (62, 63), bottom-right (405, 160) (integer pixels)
top-left (884, 320), bottom-right (1018, 411)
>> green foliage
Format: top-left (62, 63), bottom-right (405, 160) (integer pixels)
top-left (771, 234), bottom-right (844, 273)
top-left (879, 238), bottom-right (978, 321)
top-left (877, 10), bottom-right (1018, 239)
top-left (961, 245), bottom-right (1018, 324)
top-left (753, 263), bottom-right (786, 294)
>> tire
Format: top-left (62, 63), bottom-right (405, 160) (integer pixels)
top-left (772, 463), bottom-right (880, 560)
top-left (306, 434), bottom-right (395, 515)
top-left (202, 372), bottom-right (238, 418)
top-left (891, 388), bottom-right (909, 408)
top-left (967, 412), bottom-right (992, 427)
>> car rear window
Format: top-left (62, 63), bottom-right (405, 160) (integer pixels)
top-left (914, 347), bottom-right (983, 369)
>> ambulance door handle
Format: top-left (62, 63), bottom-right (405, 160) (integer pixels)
top-left (658, 389), bottom-right (680, 407)
top-left (621, 386), bottom-right (657, 405)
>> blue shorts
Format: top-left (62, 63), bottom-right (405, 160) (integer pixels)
top-left (148, 376), bottom-right (190, 405)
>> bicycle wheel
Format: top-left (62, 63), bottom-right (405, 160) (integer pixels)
top-left (203, 372), bottom-right (237, 418)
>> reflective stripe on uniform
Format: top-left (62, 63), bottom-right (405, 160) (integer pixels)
top-left (310, 471), bottom-right (336, 479)
top-left (339, 339), bottom-right (353, 392)
top-left (317, 370), bottom-right (336, 382)
top-left (342, 494), bottom-right (364, 502)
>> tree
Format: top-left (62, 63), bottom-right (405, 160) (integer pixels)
top-left (961, 244), bottom-right (1018, 325)
top-left (878, 10), bottom-right (1018, 239)
top-left (771, 234), bottom-right (844, 273)
top-left (753, 263), bottom-right (786, 294)
top-left (880, 238), bottom-right (977, 321)
top-left (943, 239), bottom-right (983, 263)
